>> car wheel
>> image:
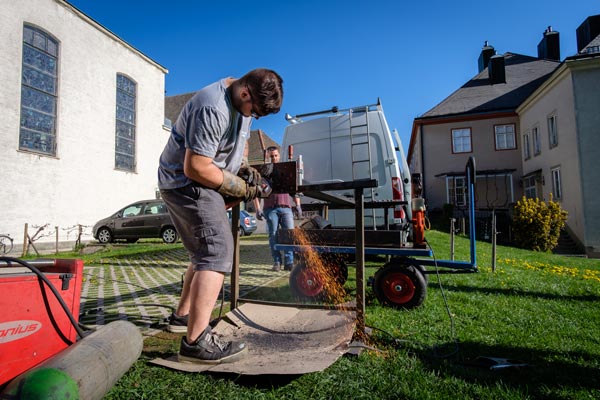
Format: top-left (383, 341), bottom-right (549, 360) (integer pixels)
top-left (239, 227), bottom-right (245, 237)
top-left (97, 227), bottom-right (113, 244)
top-left (161, 227), bottom-right (178, 244)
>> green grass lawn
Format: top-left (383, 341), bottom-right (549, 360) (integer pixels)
top-left (91, 231), bottom-right (599, 399)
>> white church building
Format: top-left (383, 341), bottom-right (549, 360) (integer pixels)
top-left (0, 0), bottom-right (170, 252)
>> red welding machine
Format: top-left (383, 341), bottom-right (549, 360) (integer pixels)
top-left (0, 259), bottom-right (83, 387)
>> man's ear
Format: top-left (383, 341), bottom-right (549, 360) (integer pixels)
top-left (240, 85), bottom-right (252, 102)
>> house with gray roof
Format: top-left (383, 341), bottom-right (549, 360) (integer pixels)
top-left (408, 15), bottom-right (600, 257)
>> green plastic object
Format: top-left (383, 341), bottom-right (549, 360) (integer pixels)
top-left (1, 368), bottom-right (79, 399)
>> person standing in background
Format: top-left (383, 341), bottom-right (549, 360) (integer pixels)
top-left (254, 146), bottom-right (302, 272)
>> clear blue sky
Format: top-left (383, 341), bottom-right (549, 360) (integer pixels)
top-left (68, 0), bottom-right (598, 147)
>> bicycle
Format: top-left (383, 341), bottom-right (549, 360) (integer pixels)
top-left (0, 234), bottom-right (14, 254)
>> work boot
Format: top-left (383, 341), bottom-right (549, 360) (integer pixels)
top-left (167, 312), bottom-right (188, 333)
top-left (271, 262), bottom-right (281, 272)
top-left (178, 326), bottom-right (247, 364)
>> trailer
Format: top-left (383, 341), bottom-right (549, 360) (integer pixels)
top-left (271, 157), bottom-right (478, 331)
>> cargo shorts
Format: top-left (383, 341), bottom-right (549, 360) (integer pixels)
top-left (160, 183), bottom-right (233, 273)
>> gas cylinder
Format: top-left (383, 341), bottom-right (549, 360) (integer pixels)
top-left (411, 198), bottom-right (426, 248)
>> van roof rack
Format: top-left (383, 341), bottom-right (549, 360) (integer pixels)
top-left (285, 98), bottom-right (382, 124)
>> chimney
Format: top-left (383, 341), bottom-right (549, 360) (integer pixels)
top-left (576, 14), bottom-right (600, 53)
top-left (537, 26), bottom-right (560, 61)
top-left (478, 41), bottom-right (496, 73)
top-left (488, 55), bottom-right (506, 84)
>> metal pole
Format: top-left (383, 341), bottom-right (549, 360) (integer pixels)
top-left (230, 203), bottom-right (241, 310)
top-left (354, 187), bottom-right (365, 335)
top-left (55, 226), bottom-right (59, 254)
top-left (491, 212), bottom-right (497, 272)
top-left (467, 159), bottom-right (477, 268)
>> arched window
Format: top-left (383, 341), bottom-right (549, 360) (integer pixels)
top-left (19, 25), bottom-right (59, 156)
top-left (115, 74), bottom-right (136, 171)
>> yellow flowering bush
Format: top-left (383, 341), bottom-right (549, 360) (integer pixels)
top-left (511, 195), bottom-right (567, 252)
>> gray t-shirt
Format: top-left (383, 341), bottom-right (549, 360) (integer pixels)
top-left (158, 79), bottom-right (251, 189)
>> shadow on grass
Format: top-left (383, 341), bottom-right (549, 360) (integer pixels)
top-left (415, 340), bottom-right (600, 395)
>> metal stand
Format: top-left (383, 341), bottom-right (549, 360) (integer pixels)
top-left (229, 179), bottom-right (378, 336)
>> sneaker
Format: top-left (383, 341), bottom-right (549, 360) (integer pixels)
top-left (178, 326), bottom-right (247, 364)
top-left (284, 264), bottom-right (293, 271)
top-left (167, 312), bottom-right (188, 333)
top-left (271, 262), bottom-right (281, 272)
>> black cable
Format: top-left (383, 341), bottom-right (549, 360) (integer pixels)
top-left (425, 241), bottom-right (460, 358)
top-left (0, 257), bottom-right (87, 341)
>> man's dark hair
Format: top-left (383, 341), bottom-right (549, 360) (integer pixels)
top-left (266, 146), bottom-right (279, 152)
top-left (241, 68), bottom-right (284, 116)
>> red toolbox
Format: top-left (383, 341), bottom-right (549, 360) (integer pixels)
top-left (0, 259), bottom-right (83, 387)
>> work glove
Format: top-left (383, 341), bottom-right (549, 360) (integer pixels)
top-left (218, 169), bottom-right (261, 202)
top-left (237, 164), bottom-right (261, 187)
top-left (256, 210), bottom-right (264, 221)
top-left (293, 204), bottom-right (303, 219)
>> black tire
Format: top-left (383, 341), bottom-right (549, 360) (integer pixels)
top-left (389, 257), bottom-right (428, 283)
top-left (289, 255), bottom-right (347, 302)
top-left (161, 227), bottom-right (178, 244)
top-left (97, 227), bottom-right (113, 244)
top-left (239, 227), bottom-right (245, 237)
top-left (320, 254), bottom-right (348, 285)
top-left (373, 262), bottom-right (427, 309)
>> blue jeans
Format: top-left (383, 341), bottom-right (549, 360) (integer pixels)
top-left (265, 206), bottom-right (294, 266)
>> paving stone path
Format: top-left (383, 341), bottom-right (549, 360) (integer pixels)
top-left (78, 238), bottom-right (287, 334)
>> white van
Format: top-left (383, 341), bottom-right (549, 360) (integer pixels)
top-left (282, 100), bottom-right (412, 229)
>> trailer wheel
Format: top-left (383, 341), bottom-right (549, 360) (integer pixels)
top-left (389, 257), bottom-right (428, 283)
top-left (320, 254), bottom-right (348, 285)
top-left (374, 262), bottom-right (427, 309)
top-left (289, 255), bottom-right (347, 301)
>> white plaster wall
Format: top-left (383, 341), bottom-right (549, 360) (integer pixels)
top-left (0, 0), bottom-right (169, 247)
top-left (519, 70), bottom-right (584, 244)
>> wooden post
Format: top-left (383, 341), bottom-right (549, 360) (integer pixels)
top-left (76, 224), bottom-right (83, 247)
top-left (450, 218), bottom-right (456, 261)
top-left (22, 223), bottom-right (28, 257)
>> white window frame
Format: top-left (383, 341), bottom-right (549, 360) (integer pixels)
top-left (451, 128), bottom-right (472, 154)
top-left (523, 133), bottom-right (531, 160)
top-left (494, 124), bottom-right (516, 150)
top-left (533, 126), bottom-right (541, 156)
top-left (548, 114), bottom-right (558, 148)
top-left (19, 24), bottom-right (59, 156)
top-left (115, 74), bottom-right (137, 172)
top-left (551, 167), bottom-right (562, 200)
top-left (523, 175), bottom-right (537, 199)
top-left (446, 176), bottom-right (467, 206)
